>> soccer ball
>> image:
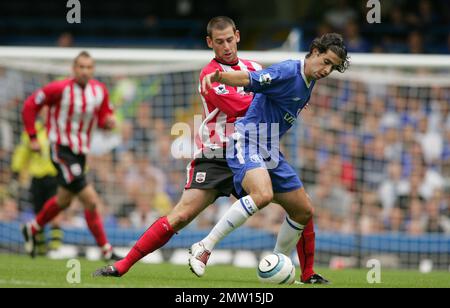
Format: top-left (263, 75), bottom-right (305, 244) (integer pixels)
top-left (257, 253), bottom-right (296, 284)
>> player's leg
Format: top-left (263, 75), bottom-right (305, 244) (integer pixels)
top-left (45, 176), bottom-right (64, 253)
top-left (274, 189), bottom-right (329, 284)
top-left (270, 160), bottom-right (329, 284)
top-left (200, 168), bottom-right (272, 250)
top-left (21, 185), bottom-right (73, 258)
top-left (168, 189), bottom-right (219, 231)
top-left (273, 187), bottom-right (313, 257)
top-left (77, 184), bottom-right (118, 261)
top-left (296, 218), bottom-right (329, 284)
top-left (190, 167), bottom-right (273, 277)
top-left (93, 188), bottom-right (219, 277)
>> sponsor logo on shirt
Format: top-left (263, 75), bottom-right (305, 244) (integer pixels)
top-left (35, 90), bottom-right (46, 105)
top-left (259, 73), bottom-right (272, 86)
top-left (214, 84), bottom-right (229, 95)
top-left (284, 112), bottom-right (296, 125)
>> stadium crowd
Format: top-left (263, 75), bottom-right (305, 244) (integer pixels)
top-left (1, 0), bottom-right (449, 53)
top-left (0, 0), bottom-right (449, 239)
top-left (0, 72), bottom-right (449, 237)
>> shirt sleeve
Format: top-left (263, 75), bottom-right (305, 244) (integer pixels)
top-left (96, 84), bottom-right (114, 129)
top-left (22, 81), bottom-right (61, 139)
top-left (244, 61), bottom-right (297, 95)
top-left (200, 69), bottom-right (253, 118)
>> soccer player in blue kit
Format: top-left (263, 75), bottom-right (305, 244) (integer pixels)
top-left (189, 33), bottom-right (350, 280)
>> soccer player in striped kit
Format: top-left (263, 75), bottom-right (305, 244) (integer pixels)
top-left (93, 17), bottom-right (328, 284)
top-left (21, 51), bottom-right (120, 261)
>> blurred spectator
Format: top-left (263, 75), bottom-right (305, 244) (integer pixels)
top-left (441, 130), bottom-right (450, 178)
top-left (308, 166), bottom-right (353, 224)
top-left (362, 136), bottom-right (387, 189)
top-left (344, 21), bottom-right (370, 53)
top-left (377, 127), bottom-right (402, 160)
top-left (299, 145), bottom-right (319, 187)
top-left (413, 0), bottom-right (440, 29)
top-left (387, 6), bottom-right (408, 34)
top-left (56, 32), bottom-right (74, 47)
top-left (420, 165), bottom-right (445, 201)
top-left (315, 22), bottom-right (333, 37)
top-left (128, 190), bottom-right (160, 229)
top-left (407, 31), bottom-right (425, 54)
top-left (424, 190), bottom-right (448, 233)
top-left (428, 87), bottom-right (448, 132)
top-left (384, 206), bottom-right (406, 233)
top-left (0, 197), bottom-right (19, 222)
top-left (397, 171), bottom-right (426, 209)
top-left (132, 102), bottom-right (155, 156)
top-left (405, 198), bottom-right (426, 235)
top-left (323, 0), bottom-right (357, 31)
top-left (415, 116), bottom-right (443, 165)
top-left (359, 190), bottom-right (383, 234)
top-left (378, 161), bottom-right (408, 219)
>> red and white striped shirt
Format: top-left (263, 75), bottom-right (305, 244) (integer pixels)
top-left (196, 58), bottom-right (262, 157)
top-left (22, 78), bottom-right (113, 155)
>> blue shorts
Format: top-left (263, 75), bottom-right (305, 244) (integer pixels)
top-left (226, 135), bottom-right (303, 198)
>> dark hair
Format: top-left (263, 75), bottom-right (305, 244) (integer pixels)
top-left (306, 33), bottom-right (350, 73)
top-left (207, 16), bottom-right (237, 38)
top-left (73, 51), bottom-right (92, 66)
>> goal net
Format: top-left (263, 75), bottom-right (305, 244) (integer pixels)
top-left (0, 47), bottom-right (449, 270)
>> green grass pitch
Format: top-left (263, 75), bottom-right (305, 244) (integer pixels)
top-left (0, 254), bottom-right (449, 288)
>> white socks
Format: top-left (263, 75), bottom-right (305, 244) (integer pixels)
top-left (202, 196), bottom-right (258, 251)
top-left (273, 216), bottom-right (305, 256)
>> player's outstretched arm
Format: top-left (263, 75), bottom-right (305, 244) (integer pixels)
top-left (202, 69), bottom-right (250, 94)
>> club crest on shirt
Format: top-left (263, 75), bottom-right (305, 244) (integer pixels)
top-left (214, 84), bottom-right (229, 95)
top-left (259, 73), bottom-right (272, 86)
top-left (70, 163), bottom-right (82, 176)
top-left (195, 172), bottom-right (206, 183)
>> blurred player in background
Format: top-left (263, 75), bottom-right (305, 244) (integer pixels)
top-left (190, 32), bottom-right (349, 283)
top-left (20, 51), bottom-right (120, 261)
top-left (11, 108), bottom-right (63, 256)
top-left (94, 17), bottom-right (328, 284)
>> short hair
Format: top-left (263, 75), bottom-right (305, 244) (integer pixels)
top-left (306, 33), bottom-right (350, 73)
top-left (73, 51), bottom-right (93, 66)
top-left (207, 16), bottom-right (237, 38)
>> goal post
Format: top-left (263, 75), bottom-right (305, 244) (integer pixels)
top-left (0, 46), bottom-right (449, 270)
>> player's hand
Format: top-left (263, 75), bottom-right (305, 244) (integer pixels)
top-left (104, 115), bottom-right (116, 130)
top-left (29, 139), bottom-right (41, 152)
top-left (202, 69), bottom-right (222, 94)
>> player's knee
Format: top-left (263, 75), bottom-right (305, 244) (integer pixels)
top-left (56, 196), bottom-right (71, 209)
top-left (174, 212), bottom-right (191, 230)
top-left (304, 204), bottom-right (314, 220)
top-left (251, 190), bottom-right (273, 208)
top-left (290, 203), bottom-right (314, 225)
top-left (168, 208), bottom-right (192, 231)
top-left (82, 197), bottom-right (99, 211)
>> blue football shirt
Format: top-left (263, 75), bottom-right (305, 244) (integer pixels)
top-left (237, 59), bottom-right (315, 150)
